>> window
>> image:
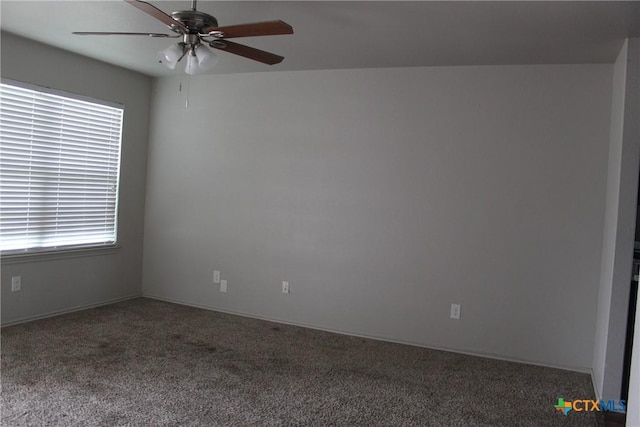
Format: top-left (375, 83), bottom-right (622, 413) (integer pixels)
top-left (0, 80), bottom-right (123, 254)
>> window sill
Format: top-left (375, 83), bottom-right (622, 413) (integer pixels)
top-left (1, 245), bottom-right (121, 264)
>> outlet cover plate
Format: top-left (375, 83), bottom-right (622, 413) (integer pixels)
top-left (11, 276), bottom-right (21, 292)
top-left (450, 304), bottom-right (461, 319)
top-left (220, 279), bottom-right (227, 293)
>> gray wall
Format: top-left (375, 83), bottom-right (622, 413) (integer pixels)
top-left (0, 33), bottom-right (152, 324)
top-left (593, 39), bottom-right (640, 400)
top-left (143, 64), bottom-right (612, 371)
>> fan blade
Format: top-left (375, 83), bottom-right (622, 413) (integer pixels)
top-left (73, 32), bottom-right (177, 37)
top-left (210, 40), bottom-right (284, 65)
top-left (207, 20), bottom-right (293, 39)
top-left (124, 0), bottom-right (188, 33)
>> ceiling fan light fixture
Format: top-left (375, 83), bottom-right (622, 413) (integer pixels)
top-left (157, 43), bottom-right (184, 70)
top-left (195, 44), bottom-right (219, 71)
top-left (184, 50), bottom-right (201, 75)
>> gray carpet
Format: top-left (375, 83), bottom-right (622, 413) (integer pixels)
top-left (1, 298), bottom-right (601, 426)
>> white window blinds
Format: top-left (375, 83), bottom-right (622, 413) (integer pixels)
top-left (0, 81), bottom-right (123, 253)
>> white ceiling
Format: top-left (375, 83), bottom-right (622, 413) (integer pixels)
top-left (1, 1), bottom-right (639, 77)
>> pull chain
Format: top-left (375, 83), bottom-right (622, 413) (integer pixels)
top-left (185, 74), bottom-right (191, 108)
top-left (178, 71), bottom-right (191, 109)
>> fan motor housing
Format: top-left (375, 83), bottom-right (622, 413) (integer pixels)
top-left (171, 10), bottom-right (218, 33)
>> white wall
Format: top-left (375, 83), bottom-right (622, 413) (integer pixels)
top-left (593, 40), bottom-right (629, 401)
top-left (592, 39), bottom-right (640, 401)
top-left (143, 64), bottom-right (612, 371)
top-left (0, 33), bottom-right (152, 324)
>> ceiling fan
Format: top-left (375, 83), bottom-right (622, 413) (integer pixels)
top-left (73, 0), bottom-right (293, 75)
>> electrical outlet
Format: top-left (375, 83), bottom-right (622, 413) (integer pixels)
top-left (450, 304), bottom-right (461, 320)
top-left (220, 280), bottom-right (227, 293)
top-left (213, 270), bottom-right (221, 284)
top-left (11, 276), bottom-right (21, 292)
top-left (282, 281), bottom-right (290, 294)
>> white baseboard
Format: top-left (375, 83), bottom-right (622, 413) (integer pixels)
top-left (1, 293), bottom-right (142, 327)
top-left (143, 293), bottom-right (592, 375)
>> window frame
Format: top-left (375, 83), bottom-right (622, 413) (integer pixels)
top-left (0, 78), bottom-right (124, 259)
